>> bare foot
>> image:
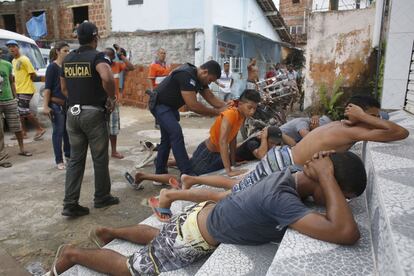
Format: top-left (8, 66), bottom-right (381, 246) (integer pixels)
top-left (94, 227), bottom-right (114, 245)
top-left (111, 152), bottom-right (124, 159)
top-left (52, 244), bottom-right (75, 276)
top-left (158, 189), bottom-right (174, 220)
top-left (135, 172), bottom-right (146, 185)
top-left (181, 174), bottom-right (196, 189)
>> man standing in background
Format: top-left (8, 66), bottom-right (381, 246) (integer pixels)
top-left (148, 48), bottom-right (171, 129)
top-left (104, 46), bottom-right (134, 159)
top-left (0, 47), bottom-right (32, 157)
top-left (215, 61), bottom-right (233, 101)
top-left (6, 40), bottom-right (45, 141)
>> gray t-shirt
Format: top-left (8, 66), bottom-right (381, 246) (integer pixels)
top-left (280, 116), bottom-right (331, 142)
top-left (206, 169), bottom-right (311, 245)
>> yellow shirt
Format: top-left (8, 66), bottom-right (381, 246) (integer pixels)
top-left (12, 55), bottom-right (36, 94)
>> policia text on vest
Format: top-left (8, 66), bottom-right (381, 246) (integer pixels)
top-left (64, 62), bottom-right (92, 78)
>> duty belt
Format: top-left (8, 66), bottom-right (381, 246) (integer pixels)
top-left (69, 105), bottom-right (105, 115)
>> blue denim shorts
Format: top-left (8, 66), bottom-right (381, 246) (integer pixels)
top-left (190, 141), bottom-right (224, 175)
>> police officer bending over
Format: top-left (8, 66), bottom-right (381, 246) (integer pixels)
top-left (149, 60), bottom-right (227, 178)
top-left (60, 22), bottom-right (119, 217)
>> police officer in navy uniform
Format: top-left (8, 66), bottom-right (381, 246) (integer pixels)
top-left (149, 60), bottom-right (228, 178)
top-left (60, 22), bottom-right (119, 217)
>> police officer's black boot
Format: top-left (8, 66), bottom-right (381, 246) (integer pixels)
top-left (94, 195), bottom-right (120, 208)
top-left (62, 204), bottom-right (90, 217)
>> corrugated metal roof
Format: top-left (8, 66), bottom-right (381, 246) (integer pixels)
top-left (255, 0), bottom-right (292, 43)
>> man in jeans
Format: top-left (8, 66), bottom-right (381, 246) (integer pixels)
top-left (149, 60), bottom-right (228, 179)
top-left (60, 22), bottom-right (119, 217)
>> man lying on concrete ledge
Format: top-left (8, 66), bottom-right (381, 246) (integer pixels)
top-left (146, 94), bottom-right (408, 220)
top-left (45, 151), bottom-right (366, 276)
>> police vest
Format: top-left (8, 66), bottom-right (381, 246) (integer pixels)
top-left (155, 63), bottom-right (206, 109)
top-left (62, 46), bottom-right (108, 107)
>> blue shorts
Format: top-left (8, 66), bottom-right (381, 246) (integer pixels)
top-left (190, 141), bottom-right (224, 175)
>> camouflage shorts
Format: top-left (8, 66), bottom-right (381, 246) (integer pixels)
top-left (127, 202), bottom-right (216, 275)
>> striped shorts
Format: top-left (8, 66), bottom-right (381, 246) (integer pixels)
top-left (16, 94), bottom-right (33, 116)
top-left (0, 99), bottom-right (22, 132)
top-left (127, 202), bottom-right (216, 275)
top-left (232, 145), bottom-right (294, 193)
top-left (109, 104), bottom-right (120, 136)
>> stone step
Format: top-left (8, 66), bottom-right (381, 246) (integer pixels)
top-left (266, 194), bottom-right (375, 275)
top-left (61, 201), bottom-right (185, 276)
top-left (363, 110), bottom-right (414, 276)
top-left (194, 243), bottom-right (279, 276)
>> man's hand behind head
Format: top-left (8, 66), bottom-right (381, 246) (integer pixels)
top-left (343, 104), bottom-right (366, 126)
top-left (304, 151), bottom-right (335, 182)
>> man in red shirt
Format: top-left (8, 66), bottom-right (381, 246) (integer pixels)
top-left (148, 48), bottom-right (171, 129)
top-left (104, 47), bottom-right (134, 159)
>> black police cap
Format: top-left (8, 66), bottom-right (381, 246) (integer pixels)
top-left (77, 21), bottom-right (99, 44)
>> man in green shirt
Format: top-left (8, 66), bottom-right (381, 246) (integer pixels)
top-left (0, 47), bottom-right (32, 157)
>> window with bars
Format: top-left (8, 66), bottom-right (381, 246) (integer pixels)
top-left (289, 25), bottom-right (303, 35)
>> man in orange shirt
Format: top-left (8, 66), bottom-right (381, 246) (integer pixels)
top-left (194, 89), bottom-right (260, 177)
top-left (148, 48), bottom-right (171, 129)
top-left (104, 47), bottom-right (134, 159)
top-left (148, 48), bottom-right (170, 90)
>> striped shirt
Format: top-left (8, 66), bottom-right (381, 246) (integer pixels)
top-left (232, 145), bottom-right (294, 193)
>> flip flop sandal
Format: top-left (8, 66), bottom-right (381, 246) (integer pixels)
top-left (148, 197), bottom-right (172, 222)
top-left (0, 162), bottom-right (12, 168)
top-left (168, 177), bottom-right (182, 189)
top-left (18, 151), bottom-right (32, 157)
top-left (135, 152), bottom-right (156, 169)
top-left (88, 229), bottom-right (105, 248)
top-left (124, 172), bottom-right (144, 190)
top-left (34, 129), bottom-right (46, 141)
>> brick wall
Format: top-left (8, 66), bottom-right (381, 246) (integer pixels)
top-left (0, 1), bottom-right (24, 34)
top-left (279, 0), bottom-right (311, 45)
top-left (101, 30), bottom-right (196, 109)
top-left (0, 0), bottom-right (110, 42)
top-left (120, 64), bottom-right (182, 109)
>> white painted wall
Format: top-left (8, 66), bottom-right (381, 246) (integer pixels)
top-left (110, 0), bottom-right (204, 31)
top-left (110, 0), bottom-right (281, 61)
top-left (304, 7), bottom-right (376, 108)
top-left (381, 0), bottom-right (414, 109)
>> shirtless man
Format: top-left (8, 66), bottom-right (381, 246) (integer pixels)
top-left (150, 95), bottom-right (408, 219)
top-left (246, 58), bottom-right (259, 90)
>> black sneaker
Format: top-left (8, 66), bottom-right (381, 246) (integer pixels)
top-left (62, 204), bottom-right (90, 217)
top-left (94, 196), bottom-right (120, 208)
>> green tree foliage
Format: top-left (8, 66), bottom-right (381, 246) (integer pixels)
top-left (318, 76), bottom-right (345, 120)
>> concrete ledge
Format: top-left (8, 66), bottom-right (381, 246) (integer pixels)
top-left (265, 194), bottom-right (375, 275)
top-left (266, 110), bottom-right (414, 276)
top-left (364, 110), bottom-right (414, 275)
top-left (195, 243), bottom-right (278, 276)
top-left (61, 202), bottom-right (186, 276)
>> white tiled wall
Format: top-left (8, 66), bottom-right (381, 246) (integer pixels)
top-left (381, 0), bottom-right (414, 109)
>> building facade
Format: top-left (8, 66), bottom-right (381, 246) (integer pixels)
top-left (0, 0), bottom-right (111, 45)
